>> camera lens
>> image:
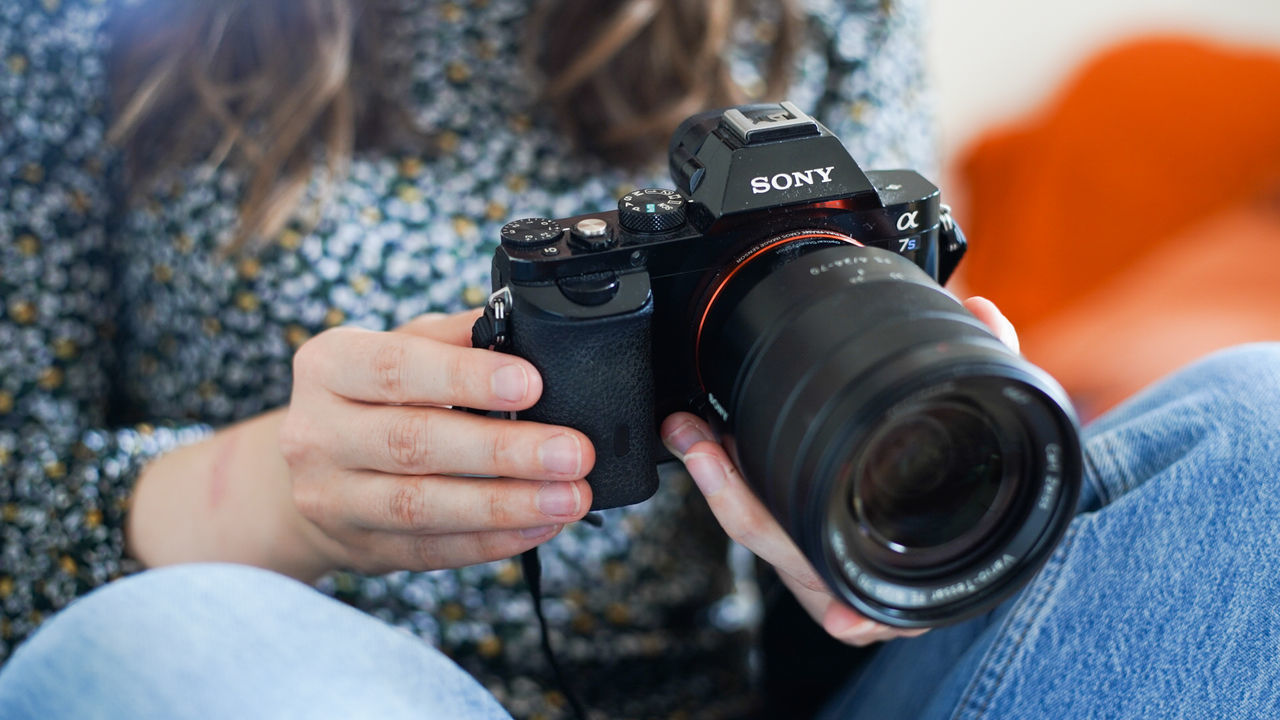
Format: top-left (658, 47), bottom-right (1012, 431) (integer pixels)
top-left (853, 400), bottom-right (1004, 553)
top-left (696, 239), bottom-right (1081, 627)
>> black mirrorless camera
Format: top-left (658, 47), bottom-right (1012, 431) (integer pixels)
top-left (484, 102), bottom-right (1082, 627)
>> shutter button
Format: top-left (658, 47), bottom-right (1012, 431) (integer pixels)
top-left (570, 218), bottom-right (615, 251)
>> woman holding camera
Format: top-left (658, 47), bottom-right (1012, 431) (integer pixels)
top-left (3, 0), bottom-right (1280, 718)
top-left (0, 1), bottom-right (942, 716)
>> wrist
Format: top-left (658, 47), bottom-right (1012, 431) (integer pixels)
top-left (128, 409), bottom-right (341, 583)
top-left (235, 409), bottom-right (344, 582)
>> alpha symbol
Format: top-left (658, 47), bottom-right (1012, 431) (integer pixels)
top-left (896, 211), bottom-right (920, 231)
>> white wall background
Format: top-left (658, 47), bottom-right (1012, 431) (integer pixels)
top-left (926, 0), bottom-right (1280, 161)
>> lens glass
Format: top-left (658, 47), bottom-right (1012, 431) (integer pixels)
top-left (852, 401), bottom-right (1005, 552)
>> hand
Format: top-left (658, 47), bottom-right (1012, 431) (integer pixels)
top-left (661, 296), bottom-right (1019, 646)
top-left (280, 310), bottom-right (595, 575)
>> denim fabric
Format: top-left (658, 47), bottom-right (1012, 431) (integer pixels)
top-left (820, 343), bottom-right (1280, 719)
top-left (0, 563), bottom-right (512, 720)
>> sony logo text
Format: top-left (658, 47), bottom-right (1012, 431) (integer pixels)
top-left (750, 166), bottom-right (835, 194)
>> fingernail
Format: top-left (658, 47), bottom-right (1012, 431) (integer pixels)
top-left (842, 619), bottom-right (882, 645)
top-left (683, 453), bottom-right (727, 496)
top-left (539, 434), bottom-right (582, 476)
top-left (537, 481), bottom-right (581, 517)
top-left (663, 420), bottom-right (712, 457)
top-left (491, 365), bottom-right (528, 403)
top-left (822, 606), bottom-right (862, 636)
top-left (520, 524), bottom-right (560, 539)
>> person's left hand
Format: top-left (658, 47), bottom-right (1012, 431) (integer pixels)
top-left (660, 296), bottom-right (1019, 646)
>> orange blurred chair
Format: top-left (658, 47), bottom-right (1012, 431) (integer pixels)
top-left (955, 37), bottom-right (1280, 417)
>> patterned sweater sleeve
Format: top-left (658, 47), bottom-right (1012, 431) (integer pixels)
top-left (0, 0), bottom-right (210, 659)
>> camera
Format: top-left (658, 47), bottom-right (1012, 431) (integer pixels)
top-left (484, 101), bottom-right (1082, 627)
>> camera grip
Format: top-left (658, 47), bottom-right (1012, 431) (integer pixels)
top-left (509, 296), bottom-right (659, 510)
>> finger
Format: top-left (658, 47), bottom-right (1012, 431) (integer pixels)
top-left (776, 570), bottom-right (928, 647)
top-left (334, 403), bottom-right (594, 480)
top-left (298, 327), bottom-right (542, 409)
top-left (963, 296), bottom-right (1020, 353)
top-left (775, 571), bottom-right (876, 647)
top-left (661, 412), bottom-right (718, 456)
top-left (395, 308), bottom-right (484, 348)
top-left (323, 472), bottom-right (591, 534)
top-left (356, 524), bottom-right (566, 574)
top-left (663, 413), bottom-right (931, 647)
top-left (661, 415), bottom-right (830, 596)
top-left (681, 444), bottom-right (826, 589)
top-left (773, 563), bottom-right (847, 632)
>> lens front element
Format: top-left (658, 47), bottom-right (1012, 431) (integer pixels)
top-left (853, 400), bottom-right (1005, 555)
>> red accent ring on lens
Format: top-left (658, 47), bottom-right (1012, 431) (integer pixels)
top-left (694, 230), bottom-right (862, 390)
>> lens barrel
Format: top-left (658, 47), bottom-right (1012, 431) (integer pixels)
top-left (698, 242), bottom-right (1081, 627)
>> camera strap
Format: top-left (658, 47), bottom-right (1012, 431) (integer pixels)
top-left (469, 291), bottom-right (595, 720)
top-left (519, 547), bottom-right (589, 720)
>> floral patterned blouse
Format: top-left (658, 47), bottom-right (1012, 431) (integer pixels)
top-left (0, 0), bottom-right (933, 716)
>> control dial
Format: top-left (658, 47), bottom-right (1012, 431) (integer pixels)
top-left (618, 188), bottom-right (686, 234)
top-left (500, 217), bottom-right (562, 248)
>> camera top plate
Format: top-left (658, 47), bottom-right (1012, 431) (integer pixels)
top-left (721, 101), bottom-right (821, 145)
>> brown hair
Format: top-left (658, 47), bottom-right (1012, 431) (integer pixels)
top-left (107, 0), bottom-right (800, 247)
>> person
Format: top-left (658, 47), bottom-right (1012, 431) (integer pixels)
top-left (4, 2), bottom-right (1280, 720)
top-left (0, 0), bottom-right (938, 717)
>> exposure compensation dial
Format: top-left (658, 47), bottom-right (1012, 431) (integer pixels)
top-left (500, 217), bottom-right (562, 248)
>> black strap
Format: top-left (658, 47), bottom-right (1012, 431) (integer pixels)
top-left (471, 305), bottom-right (593, 720)
top-left (521, 548), bottom-right (589, 720)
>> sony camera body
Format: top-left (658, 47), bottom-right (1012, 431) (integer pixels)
top-left (486, 102), bottom-right (1080, 626)
top-left (491, 102), bottom-right (963, 507)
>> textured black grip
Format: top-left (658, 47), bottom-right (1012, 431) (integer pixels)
top-left (509, 295), bottom-right (659, 509)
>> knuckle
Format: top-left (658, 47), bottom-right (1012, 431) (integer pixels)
top-left (290, 481), bottom-right (325, 525)
top-left (293, 328), bottom-right (344, 378)
top-left (277, 415), bottom-right (311, 467)
top-left (387, 480), bottom-right (425, 528)
top-left (290, 334), bottom-right (320, 375)
top-left (792, 570), bottom-right (828, 595)
top-left (484, 486), bottom-right (515, 529)
top-left (489, 431), bottom-right (504, 471)
top-left (371, 336), bottom-right (408, 399)
top-left (472, 531), bottom-right (508, 563)
top-left (387, 411), bottom-right (432, 470)
top-left (487, 424), bottom-right (521, 475)
top-left (724, 514), bottom-right (763, 549)
top-left (411, 534), bottom-right (441, 571)
top-left (442, 348), bottom-right (472, 404)
top-left (726, 525), bottom-right (755, 549)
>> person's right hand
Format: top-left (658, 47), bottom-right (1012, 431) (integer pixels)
top-left (279, 310), bottom-right (595, 576)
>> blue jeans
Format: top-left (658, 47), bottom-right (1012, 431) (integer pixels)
top-left (0, 563), bottom-right (512, 719)
top-left (3, 344), bottom-right (1279, 719)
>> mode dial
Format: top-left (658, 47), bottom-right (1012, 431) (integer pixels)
top-left (618, 189), bottom-right (686, 234)
top-left (500, 217), bottom-right (562, 248)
